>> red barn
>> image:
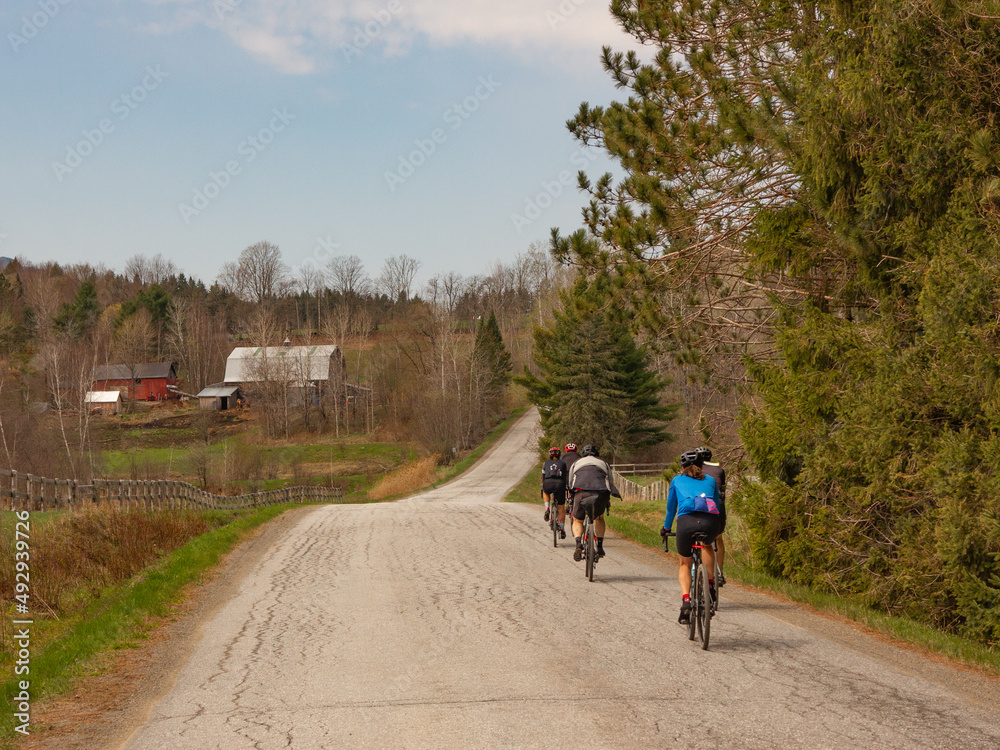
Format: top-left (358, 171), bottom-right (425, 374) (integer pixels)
top-left (92, 362), bottom-right (180, 401)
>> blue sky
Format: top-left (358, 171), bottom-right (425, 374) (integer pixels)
top-left (0, 0), bottom-right (629, 287)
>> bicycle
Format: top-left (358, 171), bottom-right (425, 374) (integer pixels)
top-left (549, 499), bottom-right (559, 548)
top-left (581, 506), bottom-right (597, 582)
top-left (664, 531), bottom-right (715, 650)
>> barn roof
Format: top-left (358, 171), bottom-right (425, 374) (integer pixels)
top-left (93, 362), bottom-right (177, 381)
top-left (224, 345), bottom-right (341, 384)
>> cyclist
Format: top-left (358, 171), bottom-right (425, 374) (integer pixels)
top-left (695, 446), bottom-right (727, 585)
top-left (568, 445), bottom-right (621, 561)
top-left (558, 442), bottom-right (581, 516)
top-left (541, 447), bottom-right (567, 538)
top-left (660, 450), bottom-right (724, 624)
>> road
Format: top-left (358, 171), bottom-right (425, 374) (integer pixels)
top-left (120, 409), bottom-right (1000, 749)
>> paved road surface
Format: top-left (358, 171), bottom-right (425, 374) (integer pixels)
top-left (121, 410), bottom-right (1000, 749)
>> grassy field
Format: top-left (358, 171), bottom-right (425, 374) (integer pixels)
top-left (92, 405), bottom-right (419, 497)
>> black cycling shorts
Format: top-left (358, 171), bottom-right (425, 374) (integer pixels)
top-left (572, 490), bottom-right (610, 521)
top-left (542, 480), bottom-right (566, 503)
top-left (675, 512), bottom-right (722, 557)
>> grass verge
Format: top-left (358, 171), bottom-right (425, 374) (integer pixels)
top-left (0, 503), bottom-right (300, 747)
top-left (604, 496), bottom-right (1000, 677)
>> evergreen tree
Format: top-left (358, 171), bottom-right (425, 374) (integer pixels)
top-left (518, 278), bottom-right (675, 459)
top-left (554, 0), bottom-right (1000, 644)
top-left (53, 278), bottom-right (99, 337)
top-left (471, 309), bottom-right (512, 423)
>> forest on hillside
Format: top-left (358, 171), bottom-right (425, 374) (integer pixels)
top-left (0, 242), bottom-right (577, 481)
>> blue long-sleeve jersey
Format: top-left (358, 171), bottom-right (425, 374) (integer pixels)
top-left (663, 474), bottom-right (724, 530)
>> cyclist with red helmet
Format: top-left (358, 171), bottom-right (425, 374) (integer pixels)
top-left (558, 442), bottom-right (581, 515)
top-left (541, 446), bottom-right (567, 538)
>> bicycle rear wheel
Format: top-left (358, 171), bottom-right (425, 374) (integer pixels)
top-left (551, 515), bottom-right (558, 547)
top-left (696, 561), bottom-right (712, 650)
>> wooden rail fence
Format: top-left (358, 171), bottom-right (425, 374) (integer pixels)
top-left (0, 469), bottom-right (343, 512)
top-left (612, 470), bottom-right (669, 504)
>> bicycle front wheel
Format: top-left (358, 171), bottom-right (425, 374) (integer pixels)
top-left (696, 561), bottom-right (712, 650)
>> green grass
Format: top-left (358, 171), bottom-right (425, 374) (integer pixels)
top-left (0, 503), bottom-right (300, 747)
top-left (503, 458), bottom-right (542, 504)
top-left (605, 495), bottom-right (1000, 677)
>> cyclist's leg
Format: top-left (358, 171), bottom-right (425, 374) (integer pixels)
top-left (542, 490), bottom-right (552, 519)
top-left (556, 488), bottom-right (567, 525)
top-left (677, 554), bottom-right (694, 596)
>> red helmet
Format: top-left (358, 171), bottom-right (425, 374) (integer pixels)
top-left (564, 443), bottom-right (577, 452)
top-left (548, 447), bottom-right (561, 457)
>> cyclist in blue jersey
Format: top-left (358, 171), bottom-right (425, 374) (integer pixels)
top-left (660, 450), bottom-right (724, 624)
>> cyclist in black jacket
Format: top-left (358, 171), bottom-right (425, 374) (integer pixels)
top-left (541, 447), bottom-right (567, 538)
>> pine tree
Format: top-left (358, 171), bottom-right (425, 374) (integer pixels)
top-left (471, 309), bottom-right (512, 424)
top-left (518, 278), bottom-right (675, 459)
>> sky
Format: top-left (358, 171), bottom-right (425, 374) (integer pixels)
top-left (0, 0), bottom-right (632, 288)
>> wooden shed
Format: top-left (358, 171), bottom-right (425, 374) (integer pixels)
top-left (85, 390), bottom-right (123, 415)
top-left (196, 384), bottom-right (242, 411)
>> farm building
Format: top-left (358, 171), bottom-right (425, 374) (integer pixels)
top-left (224, 345), bottom-right (344, 390)
top-left (92, 362), bottom-right (180, 401)
top-left (196, 384), bottom-right (243, 411)
top-left (84, 390), bottom-right (123, 415)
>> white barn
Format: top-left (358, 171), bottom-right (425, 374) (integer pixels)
top-left (224, 344), bottom-right (344, 388)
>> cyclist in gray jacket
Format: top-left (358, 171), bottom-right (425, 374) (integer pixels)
top-left (567, 445), bottom-right (621, 560)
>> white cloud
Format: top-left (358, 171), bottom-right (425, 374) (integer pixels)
top-left (144, 0), bottom-right (630, 74)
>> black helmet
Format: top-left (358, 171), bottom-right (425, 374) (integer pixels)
top-left (695, 446), bottom-right (712, 462)
top-left (581, 445), bottom-right (599, 458)
top-left (679, 450), bottom-right (701, 468)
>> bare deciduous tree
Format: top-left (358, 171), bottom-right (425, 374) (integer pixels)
top-left (377, 255), bottom-right (420, 302)
top-left (124, 253), bottom-right (178, 286)
top-left (328, 255), bottom-right (371, 298)
top-left (217, 241), bottom-right (289, 304)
